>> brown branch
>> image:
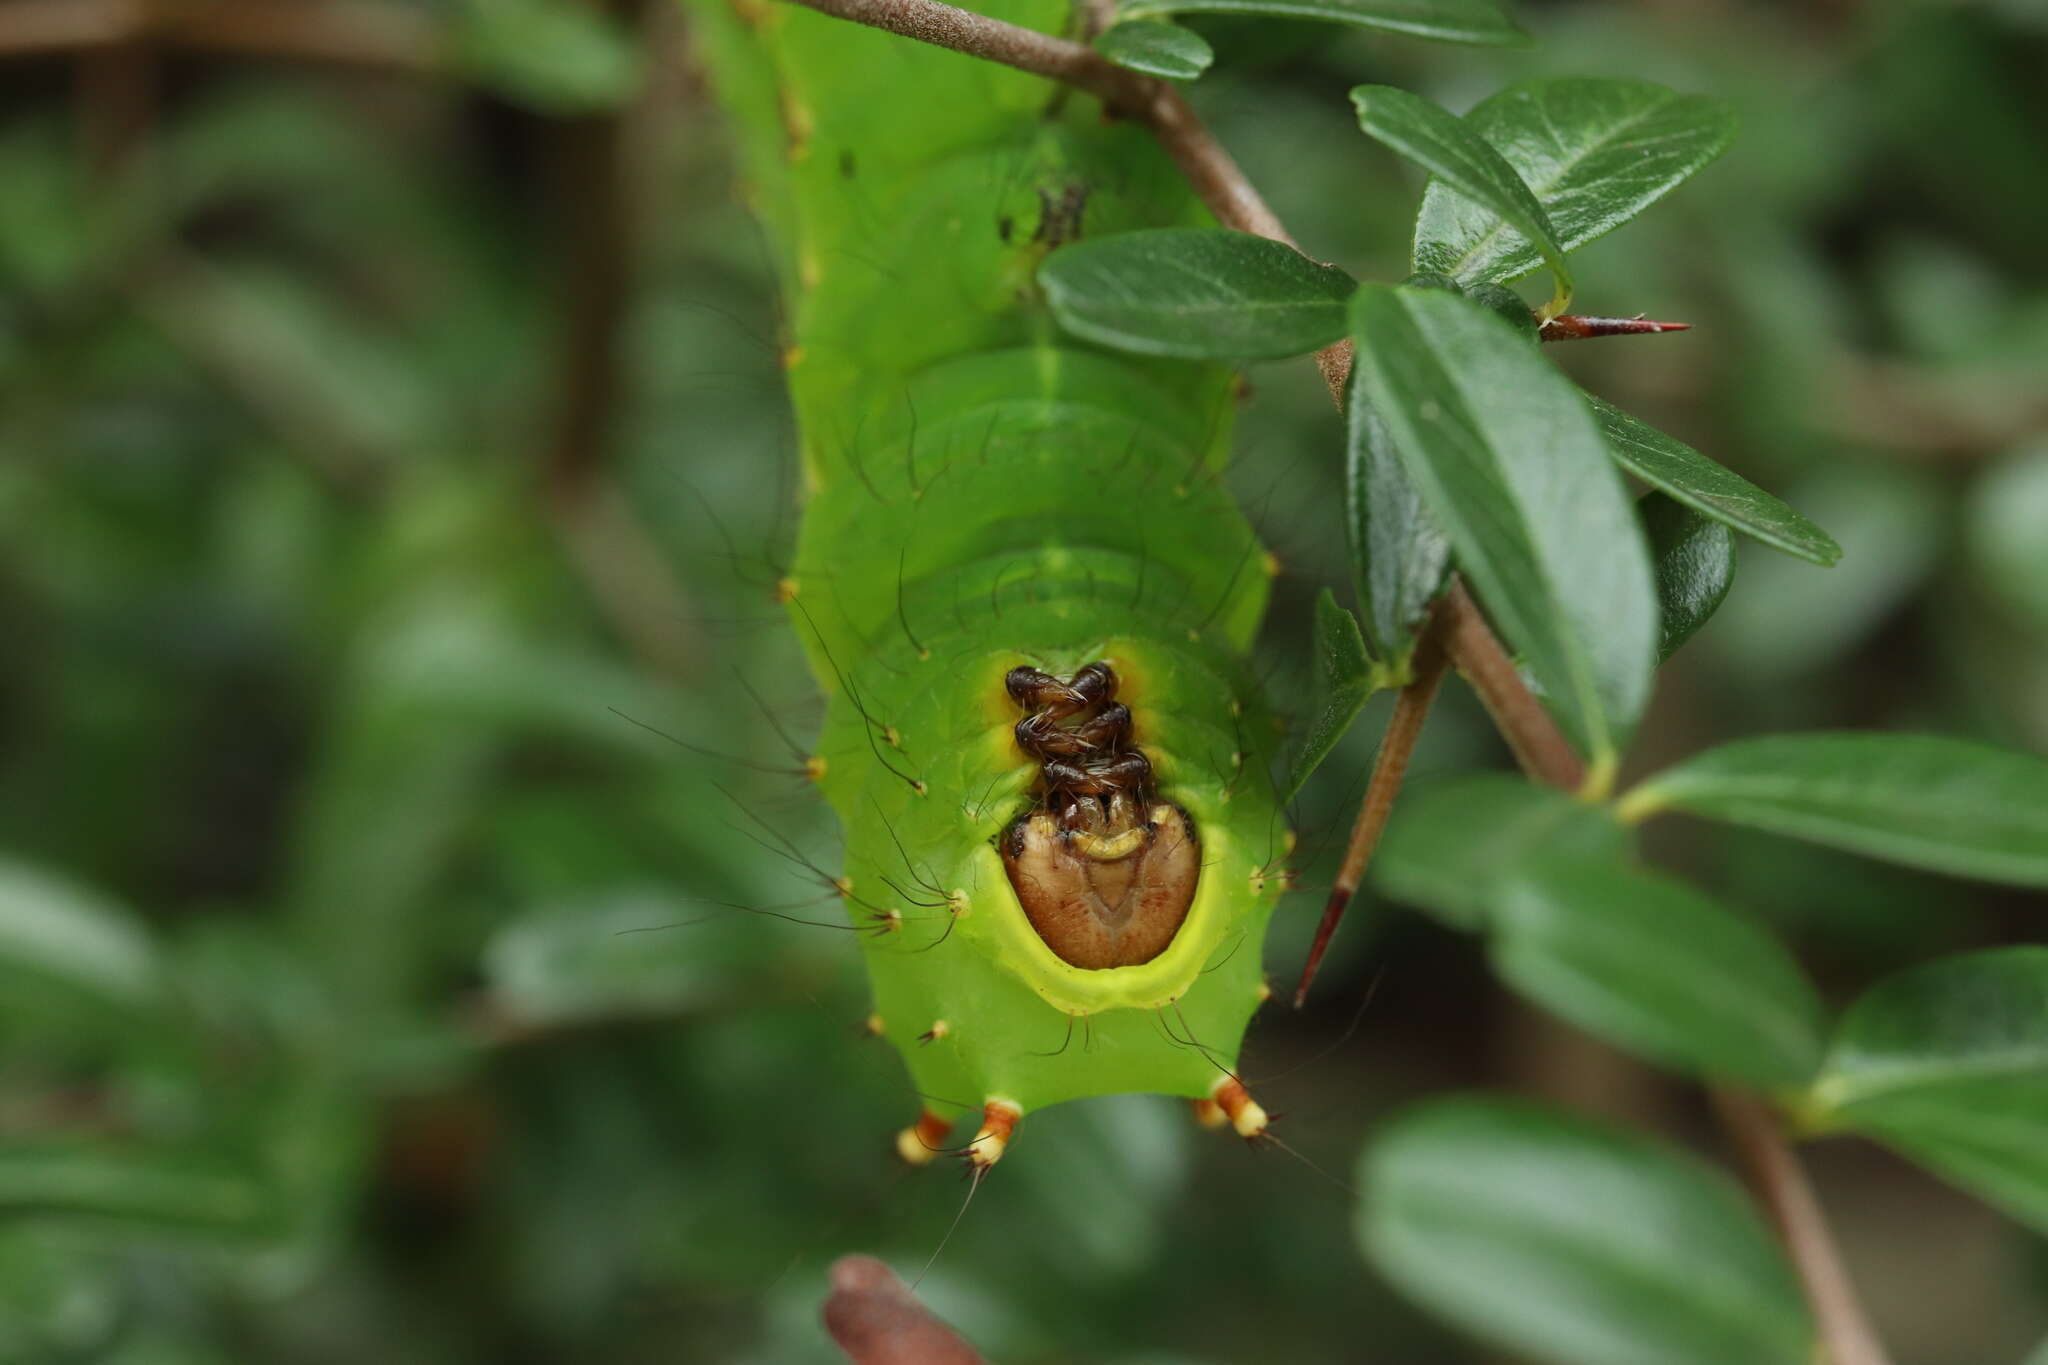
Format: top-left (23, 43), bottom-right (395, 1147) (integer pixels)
top-left (1440, 581), bottom-right (1584, 791)
top-left (541, 0), bottom-right (701, 682)
top-left (823, 1256), bottom-right (989, 1365)
top-left (1711, 1089), bottom-right (1894, 1365)
top-left (1294, 613), bottom-right (1448, 1007)
top-left (0, 0), bottom-right (439, 69)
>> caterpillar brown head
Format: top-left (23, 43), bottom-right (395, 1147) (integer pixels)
top-left (999, 664), bottom-right (1200, 971)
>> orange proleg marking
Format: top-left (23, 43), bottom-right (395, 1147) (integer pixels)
top-left (965, 1099), bottom-right (1022, 1170)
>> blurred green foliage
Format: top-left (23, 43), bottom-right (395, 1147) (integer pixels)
top-left (1, 0), bottom-right (2045, 1361)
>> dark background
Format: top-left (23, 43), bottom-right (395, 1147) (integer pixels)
top-left (3, 0), bottom-right (2046, 1360)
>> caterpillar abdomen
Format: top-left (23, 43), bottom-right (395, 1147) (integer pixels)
top-left (693, 0), bottom-right (1287, 1160)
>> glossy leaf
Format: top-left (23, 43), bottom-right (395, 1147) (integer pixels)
top-left (1621, 733), bottom-right (2048, 887)
top-left (1642, 493), bottom-right (1735, 660)
top-left (1360, 1097), bottom-right (1814, 1365)
top-left (1414, 77), bottom-right (1737, 286)
top-left (1093, 20), bottom-right (1213, 80)
top-left (1284, 592), bottom-right (1383, 800)
top-left (1493, 855), bottom-right (1826, 1089)
top-left (1372, 776), bottom-right (1626, 931)
top-left (1463, 280), bottom-right (1539, 338)
top-left (1116, 0), bottom-right (1524, 46)
top-left (1345, 366), bottom-right (1449, 666)
top-left (1348, 284), bottom-right (1657, 768)
top-left (1590, 396), bottom-right (1841, 565)
top-left (1805, 948), bottom-right (2048, 1231)
top-left (1039, 228), bottom-right (1357, 360)
top-left (1353, 85), bottom-right (1572, 315)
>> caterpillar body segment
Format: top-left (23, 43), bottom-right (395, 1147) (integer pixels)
top-left (692, 0), bottom-right (1288, 1157)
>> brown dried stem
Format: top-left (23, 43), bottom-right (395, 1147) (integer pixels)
top-left (1293, 615), bottom-right (1448, 1007)
top-left (0, 0), bottom-right (438, 68)
top-left (1711, 1088), bottom-right (1894, 1365)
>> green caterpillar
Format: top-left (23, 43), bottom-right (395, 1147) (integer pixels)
top-left (692, 0), bottom-right (1287, 1165)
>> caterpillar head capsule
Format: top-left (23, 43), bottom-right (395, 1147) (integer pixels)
top-left (999, 802), bottom-right (1199, 970)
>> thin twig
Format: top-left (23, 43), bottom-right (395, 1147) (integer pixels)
top-left (1711, 1088), bottom-right (1894, 1365)
top-left (1439, 581), bottom-right (1584, 791)
top-left (1293, 612), bottom-right (1448, 1007)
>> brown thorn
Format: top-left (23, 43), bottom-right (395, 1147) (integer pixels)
top-left (1295, 610), bottom-right (1449, 1008)
top-left (1540, 313), bottom-right (1692, 342)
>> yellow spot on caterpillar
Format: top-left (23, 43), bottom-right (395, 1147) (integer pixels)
top-left (911, 780), bottom-right (929, 796)
top-left (1283, 830), bottom-right (1298, 855)
top-left (883, 726), bottom-right (902, 749)
top-left (880, 908), bottom-right (904, 933)
top-left (799, 248), bottom-right (822, 290)
top-left (1255, 980), bottom-right (1273, 1004)
top-left (864, 1012), bottom-right (885, 1037)
top-left (1229, 699), bottom-right (1243, 718)
top-left (779, 88), bottom-right (813, 161)
top-left (805, 755), bottom-right (827, 782)
top-left (918, 1019), bottom-right (949, 1044)
top-left (776, 577), bottom-right (799, 603)
top-left (834, 876), bottom-right (854, 898)
top-left (782, 345), bottom-right (805, 369)
top-left (948, 890), bottom-right (970, 918)
top-left (1262, 549), bottom-right (1282, 579)
top-left (1186, 628), bottom-right (1201, 643)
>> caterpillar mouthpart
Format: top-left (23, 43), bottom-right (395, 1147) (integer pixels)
top-left (1000, 803), bottom-right (1200, 971)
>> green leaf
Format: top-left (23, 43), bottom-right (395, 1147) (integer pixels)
top-left (0, 858), bottom-right (160, 1009)
top-left (1092, 20), bottom-right (1213, 80)
top-left (1348, 285), bottom-right (1657, 772)
top-left (1352, 85), bottom-right (1573, 316)
top-left (450, 0), bottom-right (645, 113)
top-left (1283, 592), bottom-right (1383, 800)
top-left (483, 891), bottom-right (743, 1027)
top-left (1372, 776), bottom-right (1627, 931)
top-left (1345, 366), bottom-right (1448, 666)
top-left (0, 1144), bottom-right (272, 1237)
top-left (1413, 77), bottom-right (1737, 287)
top-left (1360, 1097), bottom-right (1814, 1365)
top-left (1038, 228), bottom-right (1357, 361)
top-left (1642, 493), bottom-right (1735, 660)
top-left (1116, 0), bottom-right (1524, 47)
top-left (1805, 947), bottom-right (2048, 1232)
top-left (1463, 280), bottom-right (1539, 338)
top-left (1968, 440), bottom-right (2048, 631)
top-left (1493, 856), bottom-right (1826, 1089)
top-left (1620, 733), bottom-right (2048, 888)
top-left (1589, 396), bottom-right (1841, 565)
